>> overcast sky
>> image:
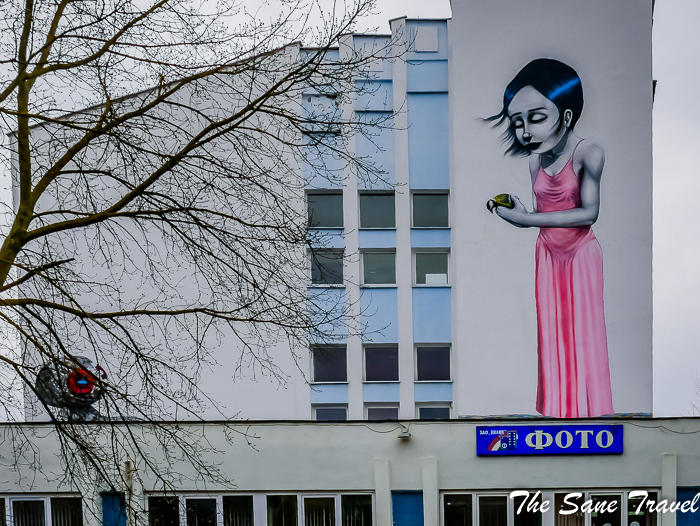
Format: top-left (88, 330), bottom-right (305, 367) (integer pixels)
top-left (1, 0), bottom-right (697, 416)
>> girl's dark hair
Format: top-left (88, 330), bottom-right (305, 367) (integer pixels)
top-left (486, 58), bottom-right (584, 156)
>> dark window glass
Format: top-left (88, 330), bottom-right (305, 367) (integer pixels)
top-left (311, 250), bottom-right (343, 285)
top-left (444, 494), bottom-right (472, 526)
top-left (513, 494), bottom-right (542, 526)
top-left (316, 407), bottom-right (347, 421)
top-left (415, 253), bottom-right (448, 285)
top-left (418, 407), bottom-right (450, 420)
top-left (363, 253), bottom-right (395, 284)
top-left (13, 501), bottom-right (45, 526)
top-left (478, 496), bottom-right (507, 526)
top-left (223, 496), bottom-right (254, 526)
top-left (416, 346), bottom-right (450, 381)
top-left (1, 499), bottom-right (5, 526)
top-left (629, 492), bottom-right (657, 526)
top-left (308, 193), bottom-right (343, 228)
top-left (267, 496), bottom-right (297, 526)
top-left (360, 193), bottom-right (395, 228)
top-left (555, 494), bottom-right (584, 526)
top-left (590, 495), bottom-right (621, 526)
top-left (313, 347), bottom-right (347, 382)
top-left (51, 498), bottom-right (83, 526)
top-left (367, 407), bottom-right (399, 420)
top-left (413, 193), bottom-right (448, 227)
top-left (365, 346), bottom-right (399, 381)
top-left (341, 495), bottom-right (372, 526)
top-left (304, 498), bottom-right (335, 526)
top-left (149, 498), bottom-right (179, 526)
top-left (186, 500), bottom-right (216, 526)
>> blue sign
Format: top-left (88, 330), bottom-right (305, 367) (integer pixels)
top-left (476, 425), bottom-right (623, 456)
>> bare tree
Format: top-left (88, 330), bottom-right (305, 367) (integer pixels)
top-left (0, 0), bottom-right (396, 510)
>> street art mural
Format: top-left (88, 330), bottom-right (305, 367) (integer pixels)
top-left (485, 59), bottom-right (613, 418)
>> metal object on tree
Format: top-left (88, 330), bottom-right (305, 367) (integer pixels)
top-left (35, 356), bottom-right (106, 421)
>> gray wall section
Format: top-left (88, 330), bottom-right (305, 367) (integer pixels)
top-left (449, 0), bottom-right (653, 415)
top-left (0, 419), bottom-right (698, 494)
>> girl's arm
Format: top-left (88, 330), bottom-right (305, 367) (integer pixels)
top-left (496, 142), bottom-right (605, 228)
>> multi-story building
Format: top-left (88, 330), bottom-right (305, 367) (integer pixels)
top-left (3, 2), bottom-right (687, 526)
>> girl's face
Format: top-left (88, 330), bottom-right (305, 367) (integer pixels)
top-left (507, 86), bottom-right (568, 154)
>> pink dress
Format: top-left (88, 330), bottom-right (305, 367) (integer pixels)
top-left (533, 146), bottom-right (614, 418)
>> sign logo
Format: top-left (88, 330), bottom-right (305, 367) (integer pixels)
top-left (476, 425), bottom-right (623, 456)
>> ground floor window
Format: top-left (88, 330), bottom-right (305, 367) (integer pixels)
top-left (147, 493), bottom-right (371, 526)
top-left (443, 491), bottom-right (658, 526)
top-left (1, 497), bottom-right (82, 526)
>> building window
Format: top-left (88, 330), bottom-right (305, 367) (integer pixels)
top-left (13, 501), bottom-right (47, 526)
top-left (413, 192), bottom-right (448, 227)
top-left (304, 498), bottom-right (335, 526)
top-left (364, 345), bottom-right (399, 381)
top-left (512, 493), bottom-right (542, 526)
top-left (415, 252), bottom-right (448, 285)
top-left (308, 192), bottom-right (343, 229)
top-left (362, 252), bottom-right (396, 285)
top-left (222, 496), bottom-right (254, 526)
top-left (314, 405), bottom-right (348, 421)
top-left (444, 494), bottom-right (472, 526)
top-left (630, 492), bottom-right (658, 526)
top-left (341, 495), bottom-right (372, 526)
top-left (366, 405), bottom-right (399, 421)
top-left (310, 249), bottom-right (343, 285)
top-left (149, 497), bottom-right (179, 526)
top-left (417, 405), bottom-right (450, 420)
top-left (312, 346), bottom-right (347, 382)
top-left (51, 498), bottom-right (83, 526)
top-left (478, 496), bottom-right (507, 526)
top-left (267, 495), bottom-right (298, 526)
top-left (186, 499), bottom-right (216, 526)
top-left (359, 192), bottom-right (395, 228)
top-left (416, 346), bottom-right (450, 381)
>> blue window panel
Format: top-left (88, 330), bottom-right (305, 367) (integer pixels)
top-left (308, 288), bottom-right (347, 343)
top-left (360, 288), bottom-right (399, 343)
top-left (356, 80), bottom-right (393, 112)
top-left (363, 382), bottom-right (400, 403)
top-left (410, 229), bottom-right (450, 248)
top-left (406, 21), bottom-right (448, 60)
top-left (102, 493), bottom-right (126, 526)
top-left (678, 488), bottom-right (700, 526)
top-left (358, 230), bottom-right (396, 249)
top-left (310, 383), bottom-right (349, 404)
top-left (412, 288), bottom-right (451, 343)
top-left (414, 382), bottom-right (453, 402)
top-left (303, 135), bottom-right (344, 189)
top-left (407, 94), bottom-right (449, 189)
top-left (356, 112), bottom-right (394, 188)
top-left (307, 229), bottom-right (345, 249)
top-left (392, 492), bottom-right (424, 526)
top-left (407, 60), bottom-right (448, 93)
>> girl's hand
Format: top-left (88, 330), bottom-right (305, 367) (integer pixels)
top-left (495, 196), bottom-right (531, 228)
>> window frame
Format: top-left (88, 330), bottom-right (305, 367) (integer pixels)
top-left (5, 495), bottom-right (84, 526)
top-left (440, 490), bottom-right (659, 526)
top-left (358, 191), bottom-right (396, 230)
top-left (364, 403), bottom-right (400, 421)
top-left (411, 190), bottom-right (450, 229)
top-left (361, 250), bottom-right (397, 286)
top-left (413, 249), bottom-right (450, 286)
top-left (414, 344), bottom-right (452, 382)
top-left (309, 248), bottom-right (344, 287)
top-left (306, 191), bottom-right (344, 230)
top-left (363, 344), bottom-right (400, 383)
top-left (313, 404), bottom-right (348, 422)
top-left (415, 403), bottom-right (452, 420)
top-left (310, 345), bottom-right (348, 384)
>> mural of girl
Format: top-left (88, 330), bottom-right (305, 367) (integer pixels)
top-left (487, 58), bottom-right (613, 418)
